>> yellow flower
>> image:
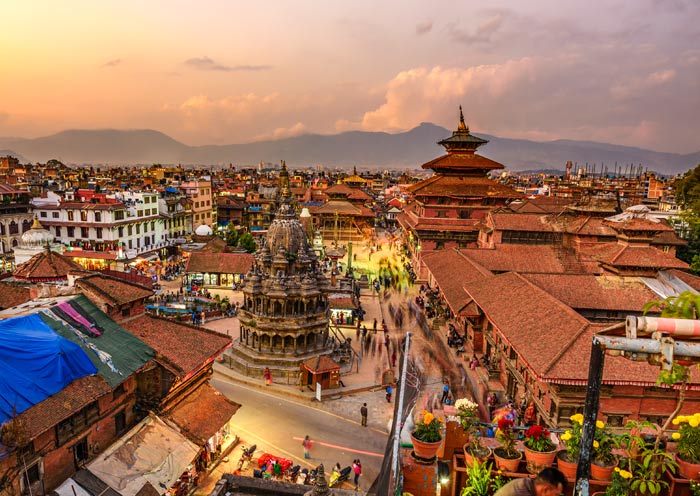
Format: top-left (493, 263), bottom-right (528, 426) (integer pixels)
top-left (677, 415), bottom-right (688, 424)
top-left (424, 412), bottom-right (435, 424)
top-left (570, 413), bottom-right (584, 424)
top-left (596, 420), bottom-right (605, 429)
top-left (614, 467), bottom-right (620, 473)
top-left (593, 440), bottom-right (600, 448)
top-left (619, 469), bottom-right (633, 479)
top-left (672, 432), bottom-right (681, 440)
top-left (561, 431), bottom-right (572, 441)
top-left (673, 417), bottom-right (681, 425)
top-left (690, 418), bottom-right (699, 428)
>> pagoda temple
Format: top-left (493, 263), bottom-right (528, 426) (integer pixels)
top-left (397, 107), bottom-right (522, 277)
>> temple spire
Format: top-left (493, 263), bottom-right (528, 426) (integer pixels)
top-left (279, 160), bottom-right (291, 199)
top-left (458, 105), bottom-right (469, 133)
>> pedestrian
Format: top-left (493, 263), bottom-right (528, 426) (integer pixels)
top-left (352, 459), bottom-right (362, 490)
top-left (360, 403), bottom-right (368, 427)
top-left (441, 381), bottom-right (450, 404)
top-left (373, 318), bottom-right (377, 332)
top-left (298, 371), bottom-right (304, 392)
top-left (264, 367), bottom-right (272, 386)
top-left (391, 350), bottom-right (397, 368)
top-left (386, 384), bottom-right (393, 403)
top-left (302, 435), bottom-right (312, 459)
top-left (494, 467), bottom-right (566, 496)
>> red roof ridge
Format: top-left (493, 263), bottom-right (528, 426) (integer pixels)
top-left (542, 321), bottom-right (596, 376)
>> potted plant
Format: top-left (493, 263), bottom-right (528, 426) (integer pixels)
top-left (672, 413), bottom-right (700, 479)
top-left (449, 398), bottom-right (478, 446)
top-left (523, 425), bottom-right (557, 474)
top-left (602, 467), bottom-right (633, 496)
top-left (493, 418), bottom-right (522, 472)
top-left (591, 419), bottom-right (618, 481)
top-left (460, 459), bottom-right (507, 496)
top-left (410, 410), bottom-right (443, 460)
top-left (557, 413), bottom-right (583, 479)
top-left (611, 419), bottom-right (678, 495)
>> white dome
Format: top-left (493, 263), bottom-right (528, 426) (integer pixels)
top-left (299, 208), bottom-right (311, 218)
top-left (20, 218), bottom-right (54, 247)
top-left (195, 224), bottom-right (213, 236)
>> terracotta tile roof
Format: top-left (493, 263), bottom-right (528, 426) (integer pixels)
top-left (604, 217), bottom-right (674, 232)
top-left (490, 213), bottom-right (560, 232)
top-left (564, 216), bottom-right (618, 237)
top-left (406, 175), bottom-right (522, 199)
top-left (422, 249), bottom-right (492, 316)
top-left (121, 315), bottom-right (232, 378)
top-left (522, 274), bottom-right (658, 312)
top-left (165, 383), bottom-right (240, 445)
top-left (185, 252), bottom-right (255, 274)
top-left (543, 324), bottom-right (678, 386)
top-left (652, 229), bottom-right (687, 246)
top-left (509, 197), bottom-right (575, 214)
top-left (420, 153), bottom-right (505, 172)
top-left (312, 200), bottom-right (374, 216)
top-left (465, 272), bottom-right (591, 376)
top-left (302, 355), bottom-right (340, 373)
top-left (199, 237), bottom-right (228, 254)
top-left (328, 296), bottom-right (357, 309)
top-left (460, 245), bottom-right (600, 274)
top-left (466, 272), bottom-right (677, 386)
top-left (18, 375), bottom-right (112, 439)
top-left (14, 249), bottom-right (84, 281)
top-left (76, 273), bottom-right (154, 306)
top-left (590, 243), bottom-right (689, 270)
top-left (0, 282), bottom-right (31, 309)
top-left (325, 183), bottom-right (372, 201)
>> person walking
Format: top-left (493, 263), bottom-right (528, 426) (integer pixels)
top-left (391, 350), bottom-right (397, 368)
top-left (302, 435), bottom-right (312, 459)
top-left (386, 384), bottom-right (393, 403)
top-left (352, 459), bottom-right (362, 490)
top-left (264, 367), bottom-right (272, 386)
top-left (441, 381), bottom-right (450, 404)
top-left (360, 403), bottom-right (368, 427)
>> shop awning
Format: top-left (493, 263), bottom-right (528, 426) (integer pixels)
top-left (165, 383), bottom-right (240, 445)
top-left (87, 414), bottom-right (199, 496)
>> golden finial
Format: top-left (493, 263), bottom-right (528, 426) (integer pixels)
top-left (458, 105), bottom-right (469, 133)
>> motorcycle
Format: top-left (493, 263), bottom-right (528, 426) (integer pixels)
top-left (285, 464), bottom-right (301, 482)
top-left (329, 466), bottom-right (352, 487)
top-left (236, 444), bottom-right (257, 471)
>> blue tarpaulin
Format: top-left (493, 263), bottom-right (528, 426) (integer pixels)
top-left (0, 314), bottom-right (98, 424)
top-left (165, 187), bottom-right (179, 193)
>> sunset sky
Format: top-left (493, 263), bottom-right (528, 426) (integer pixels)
top-left (1, 0), bottom-right (698, 152)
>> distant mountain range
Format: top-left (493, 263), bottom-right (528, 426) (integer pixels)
top-left (1, 123), bottom-right (698, 175)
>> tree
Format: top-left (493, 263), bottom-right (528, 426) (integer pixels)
top-left (238, 232), bottom-right (256, 253)
top-left (225, 223), bottom-right (239, 246)
top-left (671, 164), bottom-right (700, 268)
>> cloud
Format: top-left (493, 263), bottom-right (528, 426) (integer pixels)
top-left (448, 10), bottom-right (507, 45)
top-left (101, 58), bottom-right (122, 68)
top-left (183, 56), bottom-right (271, 72)
top-left (415, 20), bottom-right (433, 36)
top-left (271, 122), bottom-right (307, 139)
top-left (337, 59), bottom-right (538, 132)
top-left (610, 69), bottom-right (677, 99)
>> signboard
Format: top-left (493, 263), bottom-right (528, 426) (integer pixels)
top-left (315, 382), bottom-right (322, 402)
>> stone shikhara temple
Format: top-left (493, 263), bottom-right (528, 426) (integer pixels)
top-left (227, 161), bottom-right (351, 381)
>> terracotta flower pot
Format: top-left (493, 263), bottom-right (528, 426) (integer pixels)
top-left (410, 431), bottom-right (441, 461)
top-left (676, 453), bottom-right (700, 480)
top-left (463, 444), bottom-right (492, 466)
top-left (493, 446), bottom-right (522, 473)
top-left (524, 446), bottom-right (557, 475)
top-left (555, 451), bottom-right (578, 480)
top-left (590, 458), bottom-right (618, 481)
